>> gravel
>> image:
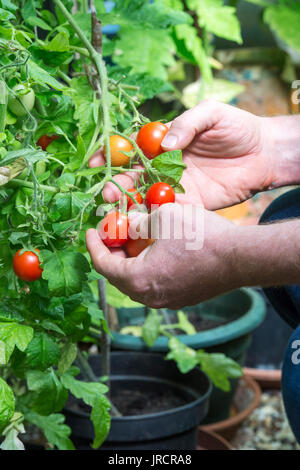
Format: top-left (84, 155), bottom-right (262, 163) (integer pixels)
top-left (232, 391), bottom-right (300, 450)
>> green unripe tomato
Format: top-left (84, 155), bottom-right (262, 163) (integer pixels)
top-left (8, 84), bottom-right (35, 117)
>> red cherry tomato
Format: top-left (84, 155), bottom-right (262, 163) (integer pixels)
top-left (99, 211), bottom-right (129, 248)
top-left (125, 238), bottom-right (154, 258)
top-left (145, 182), bottom-right (175, 210)
top-left (13, 249), bottom-right (43, 282)
top-left (125, 188), bottom-right (143, 210)
top-left (136, 122), bottom-right (168, 159)
top-left (37, 135), bottom-right (59, 151)
top-left (104, 135), bottom-right (133, 166)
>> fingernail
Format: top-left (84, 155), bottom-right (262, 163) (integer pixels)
top-left (162, 134), bottom-right (178, 148)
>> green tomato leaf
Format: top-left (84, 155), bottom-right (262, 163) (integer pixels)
top-left (25, 411), bottom-right (74, 450)
top-left (166, 337), bottom-right (198, 373)
top-left (0, 321), bottom-right (33, 363)
top-left (106, 282), bottom-right (142, 308)
top-left (0, 424), bottom-right (25, 450)
top-left (176, 311), bottom-right (196, 335)
top-left (142, 309), bottom-right (162, 347)
top-left (25, 16), bottom-right (51, 31)
top-left (196, 350), bottom-right (243, 391)
top-left (49, 191), bottom-right (93, 222)
top-left (41, 250), bottom-right (90, 297)
top-left (113, 28), bottom-right (176, 79)
top-left (104, 0), bottom-right (190, 29)
top-left (120, 326), bottom-right (143, 337)
top-left (0, 7), bottom-right (15, 20)
top-left (0, 148), bottom-right (46, 166)
top-left (28, 60), bottom-right (66, 91)
top-left (264, 4), bottom-right (300, 53)
top-left (1, 0), bottom-right (18, 12)
top-left (60, 373), bottom-right (108, 405)
top-left (151, 150), bottom-right (186, 184)
top-left (187, 0), bottom-right (242, 44)
top-left (172, 24), bottom-right (206, 67)
top-left (61, 373), bottom-right (110, 449)
top-left (0, 378), bottom-right (15, 433)
top-left (21, 0), bottom-right (36, 20)
top-left (58, 342), bottom-right (77, 375)
top-left (45, 31), bottom-right (70, 52)
top-left (91, 394), bottom-right (111, 449)
top-left (21, 332), bottom-right (61, 370)
top-left (26, 369), bottom-right (68, 415)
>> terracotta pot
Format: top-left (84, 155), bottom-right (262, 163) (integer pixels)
top-left (243, 367), bottom-right (281, 390)
top-left (197, 429), bottom-right (232, 450)
top-left (200, 375), bottom-right (261, 441)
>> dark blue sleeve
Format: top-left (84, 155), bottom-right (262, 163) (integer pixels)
top-left (259, 188), bottom-right (300, 442)
top-left (260, 188), bottom-right (300, 329)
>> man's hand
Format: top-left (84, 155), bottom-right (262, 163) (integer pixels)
top-left (87, 203), bottom-right (300, 309)
top-left (86, 204), bottom-right (239, 309)
top-left (89, 100), bottom-right (277, 210)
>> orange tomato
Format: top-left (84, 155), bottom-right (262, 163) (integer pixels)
top-left (104, 135), bottom-right (133, 166)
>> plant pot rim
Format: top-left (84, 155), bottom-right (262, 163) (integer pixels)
top-left (200, 374), bottom-right (261, 435)
top-left (65, 352), bottom-right (212, 423)
top-left (112, 288), bottom-right (266, 351)
top-left (243, 367), bottom-right (281, 390)
top-left (64, 352), bottom-right (212, 444)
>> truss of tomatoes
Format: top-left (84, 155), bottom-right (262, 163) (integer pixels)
top-left (100, 121), bottom-right (179, 257)
top-left (12, 122), bottom-right (181, 282)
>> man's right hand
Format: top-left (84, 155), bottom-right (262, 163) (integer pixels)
top-left (90, 100), bottom-right (279, 210)
top-left (159, 99), bottom-right (275, 209)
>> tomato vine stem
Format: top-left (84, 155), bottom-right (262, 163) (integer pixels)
top-left (54, 0), bottom-right (112, 176)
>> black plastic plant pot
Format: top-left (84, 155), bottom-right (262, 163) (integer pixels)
top-left (64, 352), bottom-right (212, 450)
top-left (112, 288), bottom-right (266, 424)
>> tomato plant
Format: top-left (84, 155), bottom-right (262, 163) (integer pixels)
top-left (100, 212), bottom-right (129, 248)
top-left (145, 182), bottom-right (175, 209)
top-left (136, 122), bottom-right (168, 159)
top-left (13, 249), bottom-right (43, 282)
top-left (0, 0), bottom-right (243, 452)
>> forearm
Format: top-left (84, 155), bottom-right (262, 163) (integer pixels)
top-left (230, 219), bottom-right (300, 288)
top-left (262, 115), bottom-right (300, 188)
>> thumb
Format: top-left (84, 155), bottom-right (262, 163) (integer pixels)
top-left (161, 99), bottom-right (219, 151)
top-left (86, 228), bottom-right (126, 280)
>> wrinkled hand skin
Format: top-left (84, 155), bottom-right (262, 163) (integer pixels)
top-left (89, 100), bottom-right (275, 210)
top-left (87, 100), bottom-right (300, 307)
top-left (86, 205), bottom-right (239, 309)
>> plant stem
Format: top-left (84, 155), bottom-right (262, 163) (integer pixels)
top-left (57, 69), bottom-right (72, 85)
top-left (77, 349), bottom-right (97, 382)
top-left (0, 80), bottom-right (8, 133)
top-left (8, 178), bottom-right (58, 193)
top-left (98, 278), bottom-right (111, 391)
top-left (108, 177), bottom-right (145, 211)
top-left (54, 0), bottom-right (112, 176)
top-left (69, 45), bottom-right (90, 57)
top-left (77, 349), bottom-right (122, 417)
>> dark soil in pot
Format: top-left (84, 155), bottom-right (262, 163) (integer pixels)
top-left (64, 352), bottom-right (212, 450)
top-left (67, 380), bottom-right (187, 416)
top-left (112, 288), bottom-right (266, 424)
